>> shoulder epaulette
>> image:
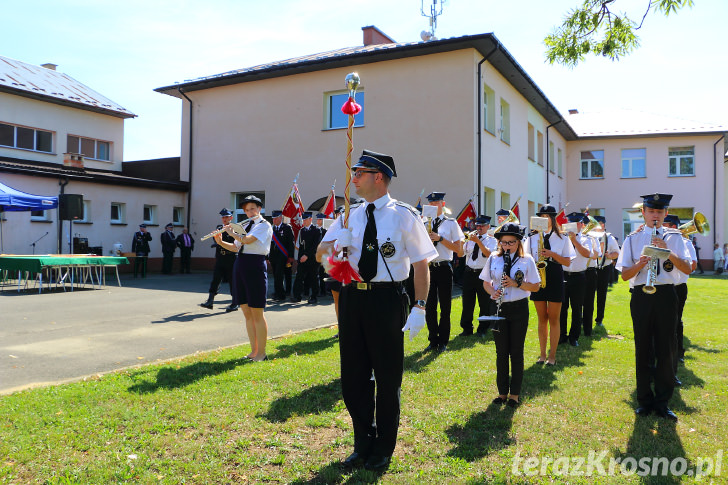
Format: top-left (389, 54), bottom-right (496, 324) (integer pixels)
top-left (528, 230), bottom-right (538, 237)
top-left (394, 201), bottom-right (420, 217)
top-left (664, 228), bottom-right (682, 235)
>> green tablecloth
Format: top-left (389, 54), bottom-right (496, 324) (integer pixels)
top-left (0, 256), bottom-right (129, 273)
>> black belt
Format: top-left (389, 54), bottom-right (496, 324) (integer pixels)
top-left (499, 298), bottom-right (528, 307)
top-left (465, 266), bottom-right (484, 272)
top-left (564, 270), bottom-right (586, 276)
top-left (347, 281), bottom-right (404, 291)
top-left (429, 261), bottom-right (450, 268)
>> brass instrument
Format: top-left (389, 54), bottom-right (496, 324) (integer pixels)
top-left (679, 212), bottom-right (710, 238)
top-left (490, 210), bottom-right (519, 236)
top-left (530, 216), bottom-right (549, 288)
top-left (581, 215), bottom-right (599, 235)
top-left (642, 221), bottom-right (671, 294)
top-left (200, 222), bottom-right (247, 241)
top-left (464, 230), bottom-right (480, 241)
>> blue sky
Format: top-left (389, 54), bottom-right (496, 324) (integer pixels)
top-left (2, 0), bottom-right (726, 161)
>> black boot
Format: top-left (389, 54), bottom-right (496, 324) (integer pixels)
top-left (199, 293), bottom-right (215, 309)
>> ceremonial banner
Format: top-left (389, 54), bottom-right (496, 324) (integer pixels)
top-left (456, 198), bottom-right (477, 229)
top-left (281, 178), bottom-right (304, 243)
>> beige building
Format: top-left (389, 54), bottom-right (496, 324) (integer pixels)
top-left (0, 56), bottom-right (188, 266)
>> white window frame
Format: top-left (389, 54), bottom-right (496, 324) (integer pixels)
top-left (67, 134), bottom-right (112, 161)
top-left (499, 99), bottom-right (510, 144)
top-left (234, 192), bottom-right (266, 223)
top-left (668, 146), bottom-right (695, 177)
top-left (75, 200), bottom-right (91, 223)
top-left (580, 150), bottom-right (605, 180)
top-left (110, 202), bottom-right (125, 224)
top-left (483, 84), bottom-right (495, 134)
top-left (30, 209), bottom-right (51, 222)
top-left (324, 90), bottom-right (365, 130)
top-left (143, 204), bottom-right (156, 225)
top-left (0, 121), bottom-right (54, 153)
top-left (621, 148), bottom-right (647, 178)
top-left (173, 207), bottom-right (184, 226)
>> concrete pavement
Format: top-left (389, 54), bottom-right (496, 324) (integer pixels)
top-left (1, 272), bottom-right (338, 395)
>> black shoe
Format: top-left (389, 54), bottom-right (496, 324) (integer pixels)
top-left (459, 330), bottom-right (473, 337)
top-left (424, 344), bottom-right (437, 352)
top-left (343, 452), bottom-right (367, 468)
top-left (492, 396), bottom-right (507, 404)
top-left (635, 406), bottom-right (652, 417)
top-left (475, 331), bottom-right (487, 338)
top-left (308, 297), bottom-right (317, 304)
top-left (595, 321), bottom-right (603, 326)
top-left (655, 408), bottom-right (678, 422)
top-left (674, 377), bottom-right (682, 386)
top-left (507, 398), bottom-right (520, 408)
top-left (437, 344), bottom-right (448, 353)
top-left (225, 304), bottom-right (239, 313)
top-left (290, 296), bottom-right (301, 303)
top-left (199, 301), bottom-right (214, 310)
top-left (558, 336), bottom-right (568, 344)
top-left (364, 454), bottom-right (391, 471)
top-left (569, 339), bottom-right (579, 347)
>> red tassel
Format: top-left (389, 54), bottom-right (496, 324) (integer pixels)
top-left (341, 97), bottom-right (362, 116)
top-left (327, 254), bottom-right (361, 285)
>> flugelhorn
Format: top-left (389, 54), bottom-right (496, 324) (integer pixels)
top-left (679, 212), bottom-right (710, 238)
top-left (200, 222), bottom-right (247, 241)
top-left (491, 210), bottom-right (519, 236)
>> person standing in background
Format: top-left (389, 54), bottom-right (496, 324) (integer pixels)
top-left (176, 227), bottom-right (195, 274)
top-left (131, 223), bottom-right (152, 278)
top-left (160, 223), bottom-right (176, 274)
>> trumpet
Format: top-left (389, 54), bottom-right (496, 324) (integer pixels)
top-left (200, 222), bottom-right (247, 241)
top-left (464, 230), bottom-right (481, 241)
top-left (679, 212), bottom-right (710, 238)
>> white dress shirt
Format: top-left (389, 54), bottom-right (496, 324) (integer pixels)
top-left (616, 226), bottom-right (690, 287)
top-left (479, 252), bottom-right (541, 302)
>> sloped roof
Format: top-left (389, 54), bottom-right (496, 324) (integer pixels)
top-left (155, 33), bottom-right (579, 141)
top-left (0, 55), bottom-right (135, 119)
top-left (567, 109), bottom-right (726, 138)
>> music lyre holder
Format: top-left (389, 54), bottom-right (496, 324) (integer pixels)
top-left (29, 231), bottom-right (49, 255)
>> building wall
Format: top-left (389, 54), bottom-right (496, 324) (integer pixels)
top-left (0, 92), bottom-right (125, 171)
top-left (566, 134), bottom-right (725, 249)
top-left (0, 173), bottom-right (187, 261)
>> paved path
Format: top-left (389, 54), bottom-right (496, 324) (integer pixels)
top-left (1, 273), bottom-right (337, 394)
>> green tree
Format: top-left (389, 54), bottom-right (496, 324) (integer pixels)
top-left (545, 0), bottom-right (694, 66)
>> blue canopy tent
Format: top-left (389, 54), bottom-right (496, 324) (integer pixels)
top-left (0, 181), bottom-right (59, 252)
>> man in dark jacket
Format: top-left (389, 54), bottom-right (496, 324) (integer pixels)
top-left (200, 209), bottom-right (238, 312)
top-left (175, 227), bottom-right (195, 274)
top-left (131, 223), bottom-right (152, 278)
top-left (269, 210), bottom-right (295, 300)
top-left (160, 223), bottom-right (176, 274)
top-left (292, 212), bottom-right (322, 304)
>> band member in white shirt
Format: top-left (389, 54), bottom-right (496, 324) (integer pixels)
top-left (459, 215), bottom-right (498, 336)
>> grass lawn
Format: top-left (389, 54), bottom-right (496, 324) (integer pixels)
top-left (1, 276), bottom-right (726, 484)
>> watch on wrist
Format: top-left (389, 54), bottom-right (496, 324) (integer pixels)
top-left (415, 299), bottom-right (426, 307)
top-left (438, 235), bottom-right (443, 242)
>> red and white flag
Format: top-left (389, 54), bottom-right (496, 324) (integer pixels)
top-left (281, 177), bottom-right (304, 242)
top-left (456, 198), bottom-right (477, 229)
top-left (320, 183), bottom-right (336, 219)
top-left (556, 203), bottom-right (570, 226)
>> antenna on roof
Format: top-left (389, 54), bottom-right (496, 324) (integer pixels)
top-left (420, 0), bottom-right (446, 42)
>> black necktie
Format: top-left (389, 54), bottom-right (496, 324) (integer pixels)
top-left (239, 220), bottom-right (255, 253)
top-left (432, 217), bottom-right (443, 246)
top-left (471, 237), bottom-right (480, 261)
top-left (359, 204), bottom-right (378, 282)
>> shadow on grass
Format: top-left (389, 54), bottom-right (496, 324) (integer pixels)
top-left (260, 378), bottom-right (342, 423)
top-left (290, 460), bottom-right (382, 484)
top-left (446, 401), bottom-right (516, 461)
top-left (127, 357), bottom-right (250, 393)
top-left (273, 335), bottom-right (338, 359)
top-left (683, 336), bottom-right (721, 355)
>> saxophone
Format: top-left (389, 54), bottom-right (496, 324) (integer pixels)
top-left (536, 231), bottom-right (547, 288)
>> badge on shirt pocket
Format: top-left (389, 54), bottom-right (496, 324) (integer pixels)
top-left (514, 269), bottom-right (524, 286)
top-left (662, 259), bottom-right (674, 272)
top-left (378, 232), bottom-right (401, 259)
top-left (380, 240), bottom-right (396, 258)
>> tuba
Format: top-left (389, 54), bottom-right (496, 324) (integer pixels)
top-left (679, 212), bottom-right (710, 238)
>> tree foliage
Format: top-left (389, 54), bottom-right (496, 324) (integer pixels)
top-left (545, 0), bottom-right (694, 66)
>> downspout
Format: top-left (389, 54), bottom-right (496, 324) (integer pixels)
top-left (713, 135), bottom-right (724, 248)
top-left (58, 177), bottom-right (68, 253)
top-left (476, 43), bottom-right (499, 213)
top-left (178, 88), bottom-right (194, 230)
top-left (545, 120), bottom-right (563, 204)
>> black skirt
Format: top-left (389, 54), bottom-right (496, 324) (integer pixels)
top-left (529, 259), bottom-right (565, 303)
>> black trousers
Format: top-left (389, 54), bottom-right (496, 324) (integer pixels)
top-left (293, 259), bottom-right (319, 299)
top-left (133, 253), bottom-right (147, 278)
top-left (339, 283), bottom-right (408, 456)
top-left (162, 250), bottom-right (174, 274)
top-left (630, 285), bottom-right (677, 411)
top-left (207, 255), bottom-right (236, 297)
top-left (560, 271), bottom-right (586, 342)
top-left (582, 267), bottom-right (597, 335)
top-left (459, 267), bottom-right (491, 333)
top-left (179, 248), bottom-right (192, 274)
top-left (492, 299), bottom-right (529, 396)
top-left (595, 265), bottom-right (612, 323)
top-left (270, 255), bottom-right (291, 298)
top-left (426, 263), bottom-right (453, 346)
top-left (674, 283), bottom-right (688, 371)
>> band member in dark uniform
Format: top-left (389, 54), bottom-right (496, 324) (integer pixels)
top-left (592, 216), bottom-right (620, 327)
top-left (200, 209), bottom-right (238, 312)
top-left (459, 215), bottom-right (497, 336)
top-left (160, 223), bottom-right (176, 274)
top-left (316, 213), bottom-right (328, 295)
top-left (424, 192), bottom-right (465, 352)
top-left (214, 195), bottom-right (273, 361)
top-left (480, 223), bottom-right (541, 407)
top-left (318, 149), bottom-right (437, 471)
top-left (269, 210), bottom-right (295, 301)
top-left (524, 205), bottom-right (575, 365)
top-left (559, 212), bottom-right (597, 347)
top-left (616, 193), bottom-right (691, 421)
top-left (292, 212), bottom-right (322, 304)
top-left (131, 223), bottom-right (152, 278)
top-left (175, 227), bottom-right (195, 274)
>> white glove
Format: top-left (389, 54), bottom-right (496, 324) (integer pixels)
top-left (336, 228), bottom-right (353, 248)
top-left (402, 306), bottom-right (426, 341)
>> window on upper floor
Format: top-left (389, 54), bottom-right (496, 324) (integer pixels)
top-left (527, 123), bottom-right (535, 160)
top-left (537, 131), bottom-right (544, 166)
top-left (325, 91), bottom-right (365, 130)
top-left (549, 142), bottom-right (555, 173)
top-left (621, 148), bottom-right (646, 178)
top-left (558, 148), bottom-right (563, 177)
top-left (0, 122), bottom-right (53, 153)
top-left (668, 147), bottom-right (695, 177)
top-left (580, 150), bottom-right (604, 179)
top-left (499, 99), bottom-right (510, 144)
top-left (483, 84), bottom-right (496, 134)
top-left (67, 135), bottom-right (111, 161)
